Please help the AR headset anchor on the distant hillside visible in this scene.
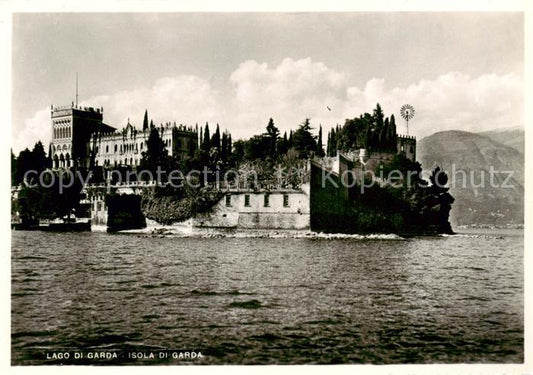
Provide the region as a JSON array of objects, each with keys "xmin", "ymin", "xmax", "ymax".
[
  {"xmin": 479, "ymin": 127, "xmax": 524, "ymax": 154},
  {"xmin": 417, "ymin": 130, "xmax": 524, "ymax": 226}
]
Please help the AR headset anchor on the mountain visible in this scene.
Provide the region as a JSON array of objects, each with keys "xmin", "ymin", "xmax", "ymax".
[
  {"xmin": 417, "ymin": 130, "xmax": 524, "ymax": 226},
  {"xmin": 479, "ymin": 127, "xmax": 524, "ymax": 154}
]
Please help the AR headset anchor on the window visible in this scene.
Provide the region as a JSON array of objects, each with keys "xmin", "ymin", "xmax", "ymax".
[
  {"xmin": 283, "ymin": 194, "xmax": 289, "ymax": 207},
  {"xmin": 410, "ymin": 145, "xmax": 414, "ymax": 153},
  {"xmin": 264, "ymin": 194, "xmax": 270, "ymax": 207},
  {"xmin": 244, "ymin": 194, "xmax": 250, "ymax": 207},
  {"xmin": 225, "ymin": 195, "xmax": 231, "ymax": 207},
  {"xmin": 401, "ymin": 145, "xmax": 404, "ymax": 152},
  {"xmin": 114, "ymin": 145, "xmax": 118, "ymax": 152},
  {"xmin": 106, "ymin": 145, "xmax": 109, "ymax": 153}
]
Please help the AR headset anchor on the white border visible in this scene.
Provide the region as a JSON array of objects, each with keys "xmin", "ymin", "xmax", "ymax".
[{"xmin": 1, "ymin": 1, "xmax": 530, "ymax": 375}]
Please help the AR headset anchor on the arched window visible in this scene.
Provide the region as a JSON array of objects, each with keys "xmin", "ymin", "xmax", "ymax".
[
  {"xmin": 114, "ymin": 144, "xmax": 118, "ymax": 152},
  {"xmin": 410, "ymin": 145, "xmax": 414, "ymax": 153}
]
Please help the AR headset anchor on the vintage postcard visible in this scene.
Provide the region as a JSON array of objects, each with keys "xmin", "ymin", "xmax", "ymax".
[{"xmin": 4, "ymin": 1, "xmax": 530, "ymax": 374}]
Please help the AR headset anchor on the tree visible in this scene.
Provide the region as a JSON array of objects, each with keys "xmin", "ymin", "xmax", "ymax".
[
  {"xmin": 32, "ymin": 141, "xmax": 48, "ymax": 174},
  {"xmin": 316, "ymin": 125, "xmax": 325, "ymax": 157},
  {"xmin": 11, "ymin": 150, "xmax": 17, "ymax": 186},
  {"xmin": 373, "ymin": 103, "xmax": 384, "ymax": 130},
  {"xmin": 292, "ymin": 118, "xmax": 317, "ymax": 159},
  {"xmin": 388, "ymin": 114, "xmax": 397, "ymax": 150},
  {"xmin": 276, "ymin": 131, "xmax": 290, "ymax": 157},
  {"xmin": 327, "ymin": 127, "xmax": 337, "ymax": 156},
  {"xmin": 288, "ymin": 130, "xmax": 293, "ymax": 148},
  {"xmin": 266, "ymin": 118, "xmax": 279, "ymax": 156},
  {"xmin": 202, "ymin": 123, "xmax": 211, "ymax": 151},
  {"xmin": 16, "ymin": 148, "xmax": 35, "ymax": 184},
  {"xmin": 227, "ymin": 133, "xmax": 232, "ymax": 159},
  {"xmin": 143, "ymin": 110, "xmax": 149, "ymax": 132},
  {"xmin": 212, "ymin": 124, "xmax": 221, "ymax": 151},
  {"xmin": 231, "ymin": 140, "xmax": 245, "ymax": 164},
  {"xmin": 382, "ymin": 118, "xmax": 390, "ymax": 150},
  {"xmin": 140, "ymin": 126, "xmax": 169, "ymax": 176},
  {"xmin": 221, "ymin": 132, "xmax": 228, "ymax": 160},
  {"xmin": 243, "ymin": 135, "xmax": 270, "ymax": 160}
]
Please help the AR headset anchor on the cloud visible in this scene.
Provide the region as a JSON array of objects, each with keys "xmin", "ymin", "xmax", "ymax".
[
  {"xmin": 345, "ymin": 71, "xmax": 524, "ymax": 137},
  {"xmin": 229, "ymin": 57, "xmax": 347, "ymax": 136},
  {"xmin": 13, "ymin": 58, "xmax": 523, "ymax": 153},
  {"xmin": 14, "ymin": 108, "xmax": 51, "ymax": 153}
]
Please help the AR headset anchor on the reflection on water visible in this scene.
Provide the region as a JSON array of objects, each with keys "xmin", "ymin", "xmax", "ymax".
[{"xmin": 11, "ymin": 229, "xmax": 523, "ymax": 365}]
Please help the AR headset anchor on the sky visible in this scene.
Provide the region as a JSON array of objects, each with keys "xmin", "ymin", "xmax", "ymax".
[{"xmin": 11, "ymin": 12, "xmax": 524, "ymax": 153}]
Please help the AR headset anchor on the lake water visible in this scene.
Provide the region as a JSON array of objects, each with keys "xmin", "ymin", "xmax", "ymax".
[{"xmin": 11, "ymin": 229, "xmax": 523, "ymax": 365}]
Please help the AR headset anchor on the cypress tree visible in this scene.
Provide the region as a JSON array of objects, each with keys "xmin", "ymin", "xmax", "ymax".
[
  {"xmin": 266, "ymin": 118, "xmax": 279, "ymax": 156},
  {"xmin": 202, "ymin": 123, "xmax": 211, "ymax": 150},
  {"xmin": 221, "ymin": 132, "xmax": 227, "ymax": 160},
  {"xmin": 139, "ymin": 126, "xmax": 168, "ymax": 175},
  {"xmin": 329, "ymin": 127, "xmax": 336, "ymax": 156},
  {"xmin": 389, "ymin": 114, "xmax": 397, "ymax": 151},
  {"xmin": 288, "ymin": 130, "xmax": 293, "ymax": 148},
  {"xmin": 374, "ymin": 103, "xmax": 384, "ymax": 129},
  {"xmin": 316, "ymin": 125, "xmax": 325, "ymax": 157},
  {"xmin": 325, "ymin": 131, "xmax": 329, "ymax": 156},
  {"xmin": 143, "ymin": 110, "xmax": 149, "ymax": 132},
  {"xmin": 382, "ymin": 118, "xmax": 390, "ymax": 151},
  {"xmin": 212, "ymin": 124, "xmax": 221, "ymax": 151}
]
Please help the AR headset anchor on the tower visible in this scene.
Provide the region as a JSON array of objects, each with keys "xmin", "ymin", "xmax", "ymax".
[
  {"xmin": 397, "ymin": 135, "xmax": 416, "ymax": 161},
  {"xmin": 50, "ymin": 103, "xmax": 104, "ymax": 169}
]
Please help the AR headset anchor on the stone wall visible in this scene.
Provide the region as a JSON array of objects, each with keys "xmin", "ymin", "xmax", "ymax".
[
  {"xmin": 309, "ymin": 162, "xmax": 352, "ymax": 232},
  {"xmin": 194, "ymin": 186, "xmax": 310, "ymax": 229}
]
